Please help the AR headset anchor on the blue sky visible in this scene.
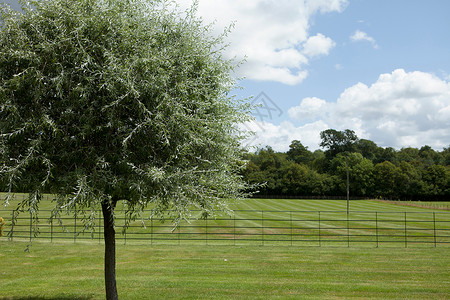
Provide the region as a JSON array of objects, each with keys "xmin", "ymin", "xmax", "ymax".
[
  {"xmin": 178, "ymin": 0, "xmax": 450, "ymax": 152},
  {"xmin": 3, "ymin": 0, "xmax": 450, "ymax": 152}
]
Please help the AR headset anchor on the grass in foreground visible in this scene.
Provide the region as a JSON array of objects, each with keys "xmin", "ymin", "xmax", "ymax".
[{"xmin": 1, "ymin": 240, "xmax": 449, "ymax": 299}]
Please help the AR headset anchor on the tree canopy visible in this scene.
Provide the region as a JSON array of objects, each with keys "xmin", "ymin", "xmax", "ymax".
[
  {"xmin": 320, "ymin": 129, "xmax": 358, "ymax": 158},
  {"xmin": 1, "ymin": 0, "xmax": 251, "ymax": 221},
  {"xmin": 0, "ymin": 0, "xmax": 252, "ymax": 298},
  {"xmin": 242, "ymin": 132, "xmax": 449, "ymax": 200}
]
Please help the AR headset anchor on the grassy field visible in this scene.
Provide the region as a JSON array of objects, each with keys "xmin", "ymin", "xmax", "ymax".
[
  {"xmin": 1, "ymin": 197, "xmax": 449, "ymax": 299},
  {"xmin": 2, "ymin": 193, "xmax": 448, "ymax": 212},
  {"xmin": 373, "ymin": 199, "xmax": 450, "ymax": 210},
  {"xmin": 1, "ymin": 196, "xmax": 449, "ymax": 248},
  {"xmin": 1, "ymin": 241, "xmax": 449, "ymax": 299}
]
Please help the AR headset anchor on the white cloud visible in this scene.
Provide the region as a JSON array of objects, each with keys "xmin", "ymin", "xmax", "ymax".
[
  {"xmin": 350, "ymin": 30, "xmax": 378, "ymax": 49},
  {"xmin": 247, "ymin": 69, "xmax": 450, "ymax": 151},
  {"xmin": 333, "ymin": 69, "xmax": 450, "ymax": 148},
  {"xmin": 302, "ymin": 33, "xmax": 336, "ymax": 58},
  {"xmin": 286, "ymin": 69, "xmax": 450, "ymax": 150},
  {"xmin": 445, "ymin": 73, "xmax": 450, "ymax": 82},
  {"xmin": 176, "ymin": 0, "xmax": 348, "ymax": 85},
  {"xmin": 288, "ymin": 97, "xmax": 328, "ymax": 121},
  {"xmin": 242, "ymin": 120, "xmax": 329, "ymax": 152},
  {"xmin": 305, "ymin": 0, "xmax": 349, "ymax": 13}
]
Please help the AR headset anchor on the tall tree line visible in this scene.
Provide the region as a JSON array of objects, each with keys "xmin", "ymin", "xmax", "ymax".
[{"xmin": 242, "ymin": 129, "xmax": 450, "ymax": 200}]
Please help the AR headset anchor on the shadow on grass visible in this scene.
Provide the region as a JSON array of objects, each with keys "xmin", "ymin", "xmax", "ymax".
[{"xmin": 0, "ymin": 297, "xmax": 93, "ymax": 300}]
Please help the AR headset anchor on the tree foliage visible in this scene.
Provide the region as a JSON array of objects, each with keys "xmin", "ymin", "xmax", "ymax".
[
  {"xmin": 287, "ymin": 140, "xmax": 313, "ymax": 165},
  {"xmin": 1, "ymin": 0, "xmax": 251, "ymax": 223},
  {"xmin": 330, "ymin": 153, "xmax": 374, "ymax": 196},
  {"xmin": 320, "ymin": 129, "xmax": 358, "ymax": 158},
  {"xmin": 1, "ymin": 0, "xmax": 252, "ymax": 298},
  {"xmin": 243, "ymin": 131, "xmax": 449, "ymax": 200}
]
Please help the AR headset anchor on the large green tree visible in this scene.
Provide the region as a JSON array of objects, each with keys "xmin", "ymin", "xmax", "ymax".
[
  {"xmin": 287, "ymin": 140, "xmax": 313, "ymax": 165},
  {"xmin": 372, "ymin": 161, "xmax": 400, "ymax": 198},
  {"xmin": 0, "ymin": 0, "xmax": 251, "ymax": 298},
  {"xmin": 319, "ymin": 129, "xmax": 359, "ymax": 159},
  {"xmin": 330, "ymin": 152, "xmax": 374, "ymax": 196},
  {"xmin": 422, "ymin": 165, "xmax": 449, "ymax": 195}
]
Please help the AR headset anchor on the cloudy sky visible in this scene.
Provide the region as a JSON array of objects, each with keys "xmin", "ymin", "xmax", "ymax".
[
  {"xmin": 177, "ymin": 0, "xmax": 450, "ymax": 152},
  {"xmin": 3, "ymin": 0, "xmax": 450, "ymax": 152}
]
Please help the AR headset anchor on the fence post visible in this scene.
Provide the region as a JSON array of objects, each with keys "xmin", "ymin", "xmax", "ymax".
[
  {"xmin": 29, "ymin": 210, "xmax": 32, "ymax": 242},
  {"xmin": 98, "ymin": 210, "xmax": 101, "ymax": 243},
  {"xmin": 178, "ymin": 222, "xmax": 181, "ymax": 245},
  {"xmin": 74, "ymin": 209, "xmax": 77, "ymax": 243},
  {"xmin": 290, "ymin": 211, "xmax": 293, "ymax": 246},
  {"xmin": 347, "ymin": 212, "xmax": 350, "ymax": 248},
  {"xmin": 205, "ymin": 216, "xmax": 208, "ymax": 245},
  {"xmin": 318, "ymin": 211, "xmax": 321, "ymax": 247},
  {"xmin": 233, "ymin": 212, "xmax": 236, "ymax": 246},
  {"xmin": 51, "ymin": 215, "xmax": 53, "ymax": 243},
  {"xmin": 151, "ymin": 218, "xmax": 153, "ymax": 245},
  {"xmin": 404, "ymin": 212, "xmax": 407, "ymax": 248},
  {"xmin": 375, "ymin": 212, "xmax": 378, "ymax": 248},
  {"xmin": 433, "ymin": 212, "xmax": 436, "ymax": 248},
  {"xmin": 10, "ymin": 211, "xmax": 14, "ymax": 241},
  {"xmin": 261, "ymin": 211, "xmax": 264, "ymax": 246}
]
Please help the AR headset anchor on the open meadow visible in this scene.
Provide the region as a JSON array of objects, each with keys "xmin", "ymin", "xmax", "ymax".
[
  {"xmin": 1, "ymin": 197, "xmax": 449, "ymax": 299},
  {"xmin": 1, "ymin": 196, "xmax": 449, "ymax": 248},
  {"xmin": 1, "ymin": 241, "xmax": 449, "ymax": 299}
]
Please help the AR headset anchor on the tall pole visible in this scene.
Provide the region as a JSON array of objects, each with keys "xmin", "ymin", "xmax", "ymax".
[{"xmin": 346, "ymin": 155, "xmax": 349, "ymax": 214}]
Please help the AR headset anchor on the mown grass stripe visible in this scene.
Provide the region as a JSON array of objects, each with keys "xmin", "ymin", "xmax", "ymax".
[{"xmin": 2, "ymin": 197, "xmax": 449, "ymax": 248}]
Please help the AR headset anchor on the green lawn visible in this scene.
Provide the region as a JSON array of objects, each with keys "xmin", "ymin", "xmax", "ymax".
[
  {"xmin": 2, "ymin": 193, "xmax": 448, "ymax": 212},
  {"xmin": 1, "ymin": 197, "xmax": 449, "ymax": 248},
  {"xmin": 373, "ymin": 199, "xmax": 450, "ymax": 210},
  {"xmin": 1, "ymin": 241, "xmax": 449, "ymax": 299},
  {"xmin": 1, "ymin": 197, "xmax": 449, "ymax": 299}
]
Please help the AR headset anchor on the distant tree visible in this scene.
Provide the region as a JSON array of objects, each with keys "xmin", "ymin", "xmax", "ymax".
[
  {"xmin": 310, "ymin": 149, "xmax": 327, "ymax": 173},
  {"xmin": 397, "ymin": 147, "xmax": 421, "ymax": 163},
  {"xmin": 241, "ymin": 160, "xmax": 260, "ymax": 179},
  {"xmin": 242, "ymin": 132, "xmax": 449, "ymax": 199},
  {"xmin": 441, "ymin": 146, "xmax": 450, "ymax": 166},
  {"xmin": 256, "ymin": 147, "xmax": 282, "ymax": 171},
  {"xmin": 422, "ymin": 165, "xmax": 449, "ymax": 195},
  {"xmin": 378, "ymin": 147, "xmax": 398, "ymax": 164},
  {"xmin": 373, "ymin": 161, "xmax": 400, "ymax": 198},
  {"xmin": 396, "ymin": 161, "xmax": 424, "ymax": 197},
  {"xmin": 319, "ymin": 129, "xmax": 359, "ymax": 158},
  {"xmin": 287, "ymin": 140, "xmax": 313, "ymax": 165},
  {"xmin": 419, "ymin": 145, "xmax": 441, "ymax": 166},
  {"xmin": 282, "ymin": 163, "xmax": 309, "ymax": 195},
  {"xmin": 330, "ymin": 153, "xmax": 374, "ymax": 196},
  {"xmin": 355, "ymin": 139, "xmax": 381, "ymax": 162},
  {"xmin": 0, "ymin": 1, "xmax": 251, "ymax": 299}
]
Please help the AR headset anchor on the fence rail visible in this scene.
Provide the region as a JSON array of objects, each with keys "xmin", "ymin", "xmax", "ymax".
[{"xmin": 1, "ymin": 209, "xmax": 449, "ymax": 248}]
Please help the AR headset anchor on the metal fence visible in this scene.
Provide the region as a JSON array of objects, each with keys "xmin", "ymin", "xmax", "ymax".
[{"xmin": 1, "ymin": 209, "xmax": 449, "ymax": 248}]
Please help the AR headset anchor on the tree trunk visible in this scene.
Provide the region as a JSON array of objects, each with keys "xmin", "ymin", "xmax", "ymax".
[{"xmin": 102, "ymin": 199, "xmax": 119, "ymax": 300}]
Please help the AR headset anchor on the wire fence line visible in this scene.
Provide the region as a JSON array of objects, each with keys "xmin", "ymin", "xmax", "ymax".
[{"xmin": 1, "ymin": 209, "xmax": 449, "ymax": 248}]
